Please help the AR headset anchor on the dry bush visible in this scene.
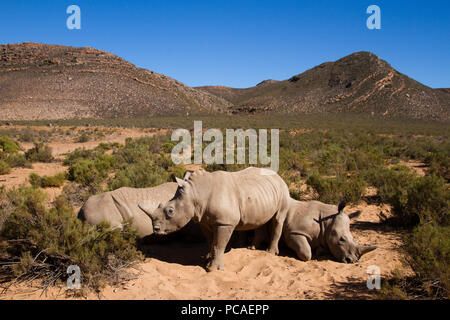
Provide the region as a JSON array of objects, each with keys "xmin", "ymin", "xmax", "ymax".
[{"xmin": 0, "ymin": 187, "xmax": 143, "ymax": 292}]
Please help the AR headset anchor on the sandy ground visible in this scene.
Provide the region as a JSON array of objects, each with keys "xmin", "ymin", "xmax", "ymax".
[
  {"xmin": 0, "ymin": 126, "xmax": 413, "ymax": 300},
  {"xmin": 1, "ymin": 202, "xmax": 412, "ymax": 300}
]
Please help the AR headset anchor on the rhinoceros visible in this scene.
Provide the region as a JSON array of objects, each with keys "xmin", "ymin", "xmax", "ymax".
[
  {"xmin": 276, "ymin": 199, "xmax": 377, "ymax": 263},
  {"xmin": 138, "ymin": 167, "xmax": 291, "ymax": 271},
  {"xmin": 78, "ymin": 182, "xmax": 178, "ymax": 238}
]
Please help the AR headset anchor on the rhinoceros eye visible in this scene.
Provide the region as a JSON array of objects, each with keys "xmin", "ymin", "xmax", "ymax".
[{"xmin": 165, "ymin": 207, "xmax": 175, "ymax": 218}]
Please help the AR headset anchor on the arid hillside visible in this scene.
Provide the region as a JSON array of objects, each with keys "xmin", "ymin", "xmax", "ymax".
[
  {"xmin": 0, "ymin": 43, "xmax": 231, "ymax": 120},
  {"xmin": 1, "ymin": 44, "xmax": 448, "ymax": 121},
  {"xmin": 198, "ymin": 52, "xmax": 450, "ymax": 121}
]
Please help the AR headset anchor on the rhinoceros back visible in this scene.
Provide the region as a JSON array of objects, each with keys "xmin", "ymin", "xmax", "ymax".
[
  {"xmin": 188, "ymin": 167, "xmax": 290, "ymax": 230},
  {"xmin": 233, "ymin": 168, "xmax": 290, "ymax": 229}
]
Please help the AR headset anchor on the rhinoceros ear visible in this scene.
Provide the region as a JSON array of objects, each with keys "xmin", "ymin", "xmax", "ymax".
[
  {"xmin": 175, "ymin": 177, "xmax": 187, "ymax": 188},
  {"xmin": 338, "ymin": 200, "xmax": 346, "ymax": 213},
  {"xmin": 348, "ymin": 210, "xmax": 362, "ymax": 220},
  {"xmin": 183, "ymin": 170, "xmax": 193, "ymax": 181}
]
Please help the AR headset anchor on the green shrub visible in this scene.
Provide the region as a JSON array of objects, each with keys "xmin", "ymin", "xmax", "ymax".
[
  {"xmin": 155, "ymin": 154, "xmax": 172, "ymax": 170},
  {"xmin": 95, "ymin": 142, "xmax": 112, "ymax": 152},
  {"xmin": 63, "ymin": 148, "xmax": 100, "ymax": 166},
  {"xmin": 0, "ymin": 137, "xmax": 20, "ymax": 153},
  {"xmin": 29, "ymin": 172, "xmax": 67, "ymax": 188},
  {"xmin": 25, "ymin": 143, "xmax": 53, "ymax": 163},
  {"xmin": 68, "ymin": 159, "xmax": 105, "ymax": 188},
  {"xmin": 28, "ymin": 173, "xmax": 41, "ymax": 188},
  {"xmin": 376, "ymin": 167, "xmax": 417, "ymax": 226},
  {"xmin": 289, "ymin": 188, "xmax": 306, "ymax": 201},
  {"xmin": 0, "ymin": 160, "xmax": 11, "ymax": 175},
  {"xmin": 161, "ymin": 142, "xmax": 176, "ymax": 153},
  {"xmin": 107, "ymin": 162, "xmax": 168, "ymax": 190},
  {"xmin": 279, "ymin": 148, "xmax": 309, "ymax": 174},
  {"xmin": 426, "ymin": 152, "xmax": 450, "ymax": 181},
  {"xmin": 365, "ymin": 165, "xmax": 449, "ymax": 227},
  {"xmin": 403, "ymin": 223, "xmax": 449, "ymax": 298},
  {"xmin": 316, "ymin": 144, "xmax": 346, "ymax": 175},
  {"xmin": 0, "ymin": 187, "xmax": 142, "ymax": 290},
  {"xmin": 94, "ymin": 154, "xmax": 115, "ymax": 173},
  {"xmin": 167, "ymin": 165, "xmax": 186, "ymax": 179},
  {"xmin": 306, "ymin": 173, "xmax": 366, "ymax": 204},
  {"xmin": 405, "ymin": 175, "xmax": 449, "ymax": 226},
  {"xmin": 346, "ymin": 149, "xmax": 385, "ymax": 171},
  {"xmin": 41, "ymin": 172, "xmax": 66, "ymax": 188},
  {"xmin": 3, "ymin": 153, "xmax": 31, "ymax": 168},
  {"xmin": 60, "ymin": 183, "xmax": 95, "ymax": 207}
]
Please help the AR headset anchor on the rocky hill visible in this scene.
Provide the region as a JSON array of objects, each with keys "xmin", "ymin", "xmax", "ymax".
[
  {"xmin": 198, "ymin": 52, "xmax": 449, "ymax": 121},
  {"xmin": 1, "ymin": 44, "xmax": 448, "ymax": 121},
  {"xmin": 0, "ymin": 42, "xmax": 231, "ymax": 120}
]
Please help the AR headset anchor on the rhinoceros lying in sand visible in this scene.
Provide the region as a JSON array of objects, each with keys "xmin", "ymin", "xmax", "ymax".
[
  {"xmin": 78, "ymin": 182, "xmax": 178, "ymax": 238},
  {"xmin": 138, "ymin": 167, "xmax": 291, "ymax": 271},
  {"xmin": 277, "ymin": 199, "xmax": 377, "ymax": 263}
]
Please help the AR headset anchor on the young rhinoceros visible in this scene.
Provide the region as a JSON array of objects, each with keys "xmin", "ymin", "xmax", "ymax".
[
  {"xmin": 78, "ymin": 182, "xmax": 178, "ymax": 238},
  {"xmin": 281, "ymin": 199, "xmax": 377, "ymax": 263},
  {"xmin": 138, "ymin": 167, "xmax": 291, "ymax": 272}
]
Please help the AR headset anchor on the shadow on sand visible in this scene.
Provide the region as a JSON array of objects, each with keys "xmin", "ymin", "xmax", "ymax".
[
  {"xmin": 138, "ymin": 227, "xmax": 339, "ymax": 269},
  {"xmin": 137, "ymin": 223, "xmax": 252, "ymax": 268},
  {"xmin": 322, "ymin": 278, "xmax": 377, "ymax": 299}
]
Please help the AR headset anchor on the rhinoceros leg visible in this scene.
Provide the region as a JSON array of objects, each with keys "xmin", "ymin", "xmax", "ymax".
[
  {"xmin": 285, "ymin": 234, "xmax": 312, "ymax": 261},
  {"xmin": 267, "ymin": 207, "xmax": 288, "ymax": 255},
  {"xmin": 206, "ymin": 225, "xmax": 234, "ymax": 272},
  {"xmin": 251, "ymin": 225, "xmax": 268, "ymax": 250},
  {"xmin": 200, "ymin": 225, "xmax": 213, "ymax": 262}
]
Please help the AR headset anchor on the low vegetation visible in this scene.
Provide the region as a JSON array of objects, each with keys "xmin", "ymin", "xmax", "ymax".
[
  {"xmin": 0, "ymin": 137, "xmax": 20, "ymax": 153},
  {"xmin": 65, "ymin": 136, "xmax": 185, "ymax": 199},
  {"xmin": 24, "ymin": 142, "xmax": 53, "ymax": 163},
  {"xmin": 0, "ymin": 116, "xmax": 448, "ymax": 298},
  {"xmin": 0, "ymin": 137, "xmax": 32, "ymax": 173},
  {"xmin": 0, "ymin": 186, "xmax": 142, "ymax": 292},
  {"xmin": 0, "ymin": 160, "xmax": 11, "ymax": 175},
  {"xmin": 29, "ymin": 172, "xmax": 67, "ymax": 188}
]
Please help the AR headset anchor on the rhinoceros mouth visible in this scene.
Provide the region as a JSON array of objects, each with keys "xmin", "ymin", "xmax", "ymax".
[
  {"xmin": 152, "ymin": 224, "xmax": 167, "ymax": 235},
  {"xmin": 341, "ymin": 256, "xmax": 359, "ymax": 263}
]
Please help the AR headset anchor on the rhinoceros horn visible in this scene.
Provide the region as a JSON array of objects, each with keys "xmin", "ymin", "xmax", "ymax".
[{"xmin": 358, "ymin": 245, "xmax": 378, "ymax": 257}]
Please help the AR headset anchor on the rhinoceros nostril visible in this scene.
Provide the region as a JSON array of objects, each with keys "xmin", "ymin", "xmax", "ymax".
[
  {"xmin": 153, "ymin": 225, "xmax": 160, "ymax": 231},
  {"xmin": 345, "ymin": 257, "xmax": 352, "ymax": 263}
]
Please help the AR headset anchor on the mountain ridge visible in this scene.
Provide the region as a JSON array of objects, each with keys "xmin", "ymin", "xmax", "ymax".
[
  {"xmin": 1, "ymin": 43, "xmax": 448, "ymax": 121},
  {"xmin": 0, "ymin": 42, "xmax": 231, "ymax": 120},
  {"xmin": 197, "ymin": 51, "xmax": 449, "ymax": 121}
]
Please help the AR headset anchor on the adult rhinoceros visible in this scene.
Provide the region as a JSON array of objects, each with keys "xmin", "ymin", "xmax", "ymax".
[
  {"xmin": 78, "ymin": 182, "xmax": 178, "ymax": 238},
  {"xmin": 138, "ymin": 167, "xmax": 291, "ymax": 271},
  {"xmin": 279, "ymin": 199, "xmax": 377, "ymax": 263}
]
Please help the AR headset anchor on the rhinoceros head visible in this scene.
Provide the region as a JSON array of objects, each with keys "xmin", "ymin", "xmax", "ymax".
[
  {"xmin": 139, "ymin": 172, "xmax": 195, "ymax": 235},
  {"xmin": 324, "ymin": 203, "xmax": 377, "ymax": 263}
]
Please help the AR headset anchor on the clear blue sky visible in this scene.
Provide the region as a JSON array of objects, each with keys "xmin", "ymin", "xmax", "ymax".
[{"xmin": 1, "ymin": 0, "xmax": 449, "ymax": 88}]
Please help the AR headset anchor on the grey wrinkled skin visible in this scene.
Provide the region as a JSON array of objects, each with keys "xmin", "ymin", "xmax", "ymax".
[
  {"xmin": 139, "ymin": 167, "xmax": 291, "ymax": 272},
  {"xmin": 269, "ymin": 199, "xmax": 377, "ymax": 263},
  {"xmin": 78, "ymin": 182, "xmax": 178, "ymax": 238}
]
